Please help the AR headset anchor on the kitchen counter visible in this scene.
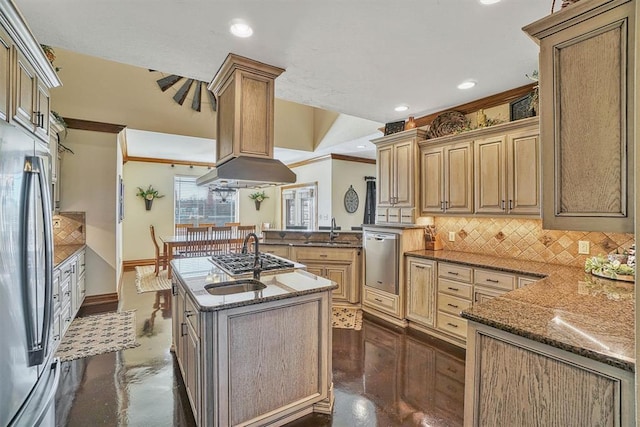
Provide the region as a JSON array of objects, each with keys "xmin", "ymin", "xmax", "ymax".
[
  {"xmin": 54, "ymin": 244, "xmax": 86, "ymax": 267},
  {"xmin": 261, "ymin": 240, "xmax": 362, "ymax": 248},
  {"xmin": 171, "ymin": 256, "xmax": 338, "ymax": 312},
  {"xmin": 405, "ymin": 250, "xmax": 635, "ymax": 372}
]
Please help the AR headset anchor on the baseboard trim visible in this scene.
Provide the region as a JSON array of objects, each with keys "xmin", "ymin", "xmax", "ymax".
[
  {"xmin": 123, "ymin": 259, "xmax": 154, "ymax": 271},
  {"xmin": 78, "ymin": 292, "xmax": 119, "ymax": 316}
]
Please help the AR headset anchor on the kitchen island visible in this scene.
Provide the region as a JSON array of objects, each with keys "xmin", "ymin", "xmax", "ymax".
[{"xmin": 171, "ymin": 256, "xmax": 337, "ymax": 427}]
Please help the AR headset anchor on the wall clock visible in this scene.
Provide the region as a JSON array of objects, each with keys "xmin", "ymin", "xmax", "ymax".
[{"xmin": 344, "ymin": 185, "xmax": 359, "ymax": 213}]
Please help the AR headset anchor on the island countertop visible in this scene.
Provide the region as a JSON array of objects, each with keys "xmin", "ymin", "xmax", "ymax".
[
  {"xmin": 405, "ymin": 250, "xmax": 635, "ymax": 372},
  {"xmin": 171, "ymin": 256, "xmax": 338, "ymax": 312}
]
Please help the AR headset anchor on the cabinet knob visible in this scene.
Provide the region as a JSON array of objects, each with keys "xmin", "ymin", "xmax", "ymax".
[
  {"xmin": 501, "ymin": 200, "xmax": 506, "ymax": 210},
  {"xmin": 374, "ymin": 298, "xmax": 383, "ymax": 303},
  {"xmin": 415, "ymin": 265, "xmax": 425, "ymax": 269},
  {"xmin": 447, "ymin": 271, "xmax": 459, "ymax": 276},
  {"xmin": 447, "ymin": 286, "xmax": 459, "ymax": 291},
  {"xmin": 486, "ymin": 278, "xmax": 499, "ymax": 283},
  {"xmin": 509, "ymin": 199, "xmax": 513, "ymax": 210},
  {"xmin": 446, "ymin": 322, "xmax": 458, "ymax": 328},
  {"xmin": 184, "ymin": 310, "xmax": 194, "ymax": 318},
  {"xmin": 447, "ymin": 303, "xmax": 459, "ymax": 308}
]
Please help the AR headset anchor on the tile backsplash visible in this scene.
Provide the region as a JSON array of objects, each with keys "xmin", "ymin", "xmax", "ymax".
[
  {"xmin": 53, "ymin": 212, "xmax": 86, "ymax": 246},
  {"xmin": 434, "ymin": 217, "xmax": 634, "ymax": 268}
]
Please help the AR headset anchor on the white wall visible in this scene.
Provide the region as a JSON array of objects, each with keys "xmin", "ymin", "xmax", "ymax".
[
  {"xmin": 59, "ymin": 129, "xmax": 117, "ymax": 297},
  {"xmin": 287, "ymin": 160, "xmax": 333, "ymax": 227},
  {"xmin": 238, "ymin": 187, "xmax": 278, "ymax": 230},
  {"xmin": 331, "ymin": 159, "xmax": 375, "ymax": 229}
]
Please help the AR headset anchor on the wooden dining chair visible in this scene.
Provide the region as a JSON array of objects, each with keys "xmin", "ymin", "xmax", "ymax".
[
  {"xmin": 150, "ymin": 225, "xmax": 167, "ymax": 276},
  {"xmin": 234, "ymin": 225, "xmax": 256, "ymax": 252},
  {"xmin": 175, "ymin": 223, "xmax": 189, "ymax": 237},
  {"xmin": 185, "ymin": 226, "xmax": 211, "ymax": 257},
  {"xmin": 211, "ymin": 226, "xmax": 233, "ymax": 254}
]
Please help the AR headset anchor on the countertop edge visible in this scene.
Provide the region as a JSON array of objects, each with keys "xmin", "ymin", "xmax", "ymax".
[{"xmin": 54, "ymin": 244, "xmax": 86, "ymax": 268}]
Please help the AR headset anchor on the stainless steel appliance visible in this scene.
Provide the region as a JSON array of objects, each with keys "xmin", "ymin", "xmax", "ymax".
[
  {"xmin": 0, "ymin": 122, "xmax": 59, "ymax": 426},
  {"xmin": 210, "ymin": 253, "xmax": 295, "ymax": 276},
  {"xmin": 364, "ymin": 231, "xmax": 399, "ymax": 294}
]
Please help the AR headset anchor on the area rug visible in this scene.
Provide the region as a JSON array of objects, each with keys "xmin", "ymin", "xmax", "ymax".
[
  {"xmin": 332, "ymin": 307, "xmax": 363, "ymax": 331},
  {"xmin": 55, "ymin": 310, "xmax": 139, "ymax": 362},
  {"xmin": 135, "ymin": 265, "xmax": 171, "ymax": 293}
]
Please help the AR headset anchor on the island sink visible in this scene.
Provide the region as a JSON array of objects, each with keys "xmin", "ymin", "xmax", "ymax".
[{"xmin": 204, "ymin": 280, "xmax": 266, "ymax": 295}]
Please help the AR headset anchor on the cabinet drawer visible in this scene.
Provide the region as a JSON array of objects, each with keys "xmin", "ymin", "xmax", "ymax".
[
  {"xmin": 437, "ymin": 293, "xmax": 471, "ymax": 316},
  {"xmin": 51, "ymin": 307, "xmax": 61, "ymax": 347},
  {"xmin": 387, "ymin": 207, "xmax": 400, "ymax": 222},
  {"xmin": 261, "ymin": 245, "xmax": 290, "ymax": 258},
  {"xmin": 437, "ymin": 278, "xmax": 472, "ymax": 300},
  {"xmin": 400, "ymin": 208, "xmax": 415, "ymax": 224},
  {"xmin": 518, "ymin": 276, "xmax": 540, "ymax": 288},
  {"xmin": 376, "ymin": 208, "xmax": 388, "ymax": 223},
  {"xmin": 364, "ymin": 287, "xmax": 399, "ymax": 316},
  {"xmin": 184, "ymin": 296, "xmax": 200, "ymax": 335},
  {"xmin": 77, "ymin": 251, "xmax": 86, "ymax": 277},
  {"xmin": 437, "ymin": 312, "xmax": 467, "ymax": 339},
  {"xmin": 436, "ymin": 353, "xmax": 465, "ymax": 383},
  {"xmin": 295, "ymin": 247, "xmax": 354, "ymax": 262},
  {"xmin": 61, "ymin": 302, "xmax": 73, "ymax": 334},
  {"xmin": 438, "ymin": 263, "xmax": 472, "ymax": 283},
  {"xmin": 474, "ymin": 268, "xmax": 515, "ymax": 291}
]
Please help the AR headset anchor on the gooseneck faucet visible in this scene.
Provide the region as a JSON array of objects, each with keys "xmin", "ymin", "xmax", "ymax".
[
  {"xmin": 329, "ymin": 217, "xmax": 338, "ymax": 242},
  {"xmin": 241, "ymin": 232, "xmax": 262, "ymax": 279}
]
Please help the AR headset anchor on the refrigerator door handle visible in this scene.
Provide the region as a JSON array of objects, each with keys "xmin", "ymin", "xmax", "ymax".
[{"xmin": 21, "ymin": 156, "xmax": 54, "ymax": 366}]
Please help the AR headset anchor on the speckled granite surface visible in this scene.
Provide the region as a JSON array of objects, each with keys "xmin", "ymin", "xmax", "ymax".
[
  {"xmin": 171, "ymin": 257, "xmax": 338, "ymax": 312},
  {"xmin": 54, "ymin": 244, "xmax": 85, "ymax": 267},
  {"xmin": 261, "ymin": 241, "xmax": 362, "ymax": 248},
  {"xmin": 405, "ymin": 250, "xmax": 635, "ymax": 372}
]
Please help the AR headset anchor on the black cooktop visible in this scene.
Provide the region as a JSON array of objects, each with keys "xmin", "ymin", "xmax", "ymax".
[{"xmin": 210, "ymin": 252, "xmax": 295, "ymax": 275}]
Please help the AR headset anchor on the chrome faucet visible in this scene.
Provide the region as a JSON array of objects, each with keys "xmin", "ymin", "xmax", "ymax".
[
  {"xmin": 241, "ymin": 232, "xmax": 262, "ymax": 279},
  {"xmin": 329, "ymin": 217, "xmax": 339, "ymax": 242}
]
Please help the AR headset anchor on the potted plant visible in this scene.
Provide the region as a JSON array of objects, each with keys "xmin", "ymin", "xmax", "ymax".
[
  {"xmin": 136, "ymin": 185, "xmax": 165, "ymax": 210},
  {"xmin": 249, "ymin": 191, "xmax": 268, "ymax": 210}
]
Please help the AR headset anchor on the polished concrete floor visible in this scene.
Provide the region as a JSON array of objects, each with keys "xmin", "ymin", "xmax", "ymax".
[{"xmin": 55, "ymin": 271, "xmax": 465, "ymax": 426}]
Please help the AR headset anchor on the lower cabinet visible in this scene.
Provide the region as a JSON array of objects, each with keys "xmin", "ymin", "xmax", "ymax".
[
  {"xmin": 291, "ymin": 246, "xmax": 361, "ymax": 304},
  {"xmin": 464, "ymin": 322, "xmax": 635, "ymax": 426},
  {"xmin": 51, "ymin": 247, "xmax": 86, "ymax": 354},
  {"xmin": 405, "ymin": 257, "xmax": 542, "ymax": 348},
  {"xmin": 261, "ymin": 244, "xmax": 290, "ymax": 259}
]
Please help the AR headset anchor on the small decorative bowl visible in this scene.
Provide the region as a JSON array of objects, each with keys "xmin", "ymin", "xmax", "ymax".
[{"xmin": 608, "ymin": 254, "xmax": 628, "ymax": 264}]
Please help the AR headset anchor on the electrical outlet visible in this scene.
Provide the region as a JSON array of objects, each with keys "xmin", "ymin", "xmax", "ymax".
[
  {"xmin": 53, "ymin": 218, "xmax": 61, "ymax": 229},
  {"xmin": 578, "ymin": 241, "xmax": 590, "ymax": 255},
  {"xmin": 448, "ymin": 231, "xmax": 456, "ymax": 242}
]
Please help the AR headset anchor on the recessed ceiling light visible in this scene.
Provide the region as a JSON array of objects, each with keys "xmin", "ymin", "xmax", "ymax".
[
  {"xmin": 479, "ymin": 0, "xmax": 501, "ymax": 4},
  {"xmin": 356, "ymin": 145, "xmax": 366, "ymax": 149},
  {"xmin": 394, "ymin": 105, "xmax": 409, "ymax": 112},
  {"xmin": 230, "ymin": 19, "xmax": 253, "ymax": 38},
  {"xmin": 457, "ymin": 80, "xmax": 477, "ymax": 90}
]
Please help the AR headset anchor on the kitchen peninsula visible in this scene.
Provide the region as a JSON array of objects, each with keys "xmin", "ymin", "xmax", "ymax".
[{"xmin": 171, "ymin": 256, "xmax": 336, "ymax": 427}]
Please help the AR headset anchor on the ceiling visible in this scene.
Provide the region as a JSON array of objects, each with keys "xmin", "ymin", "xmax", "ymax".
[{"xmin": 17, "ymin": 0, "xmax": 555, "ymax": 127}]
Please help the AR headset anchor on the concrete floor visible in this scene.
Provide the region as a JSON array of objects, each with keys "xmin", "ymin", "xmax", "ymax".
[{"xmin": 55, "ymin": 271, "xmax": 465, "ymax": 426}]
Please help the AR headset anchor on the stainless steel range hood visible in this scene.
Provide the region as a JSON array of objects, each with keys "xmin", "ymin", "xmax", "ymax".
[
  {"xmin": 197, "ymin": 53, "xmax": 297, "ymax": 189},
  {"xmin": 196, "ymin": 156, "xmax": 296, "ymax": 189}
]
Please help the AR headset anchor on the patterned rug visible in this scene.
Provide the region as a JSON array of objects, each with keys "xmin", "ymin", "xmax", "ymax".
[
  {"xmin": 332, "ymin": 307, "xmax": 363, "ymax": 331},
  {"xmin": 135, "ymin": 265, "xmax": 171, "ymax": 293},
  {"xmin": 55, "ymin": 310, "xmax": 139, "ymax": 362}
]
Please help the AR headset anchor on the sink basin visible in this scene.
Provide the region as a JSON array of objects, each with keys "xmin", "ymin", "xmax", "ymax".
[{"xmin": 205, "ymin": 279, "xmax": 266, "ymax": 296}]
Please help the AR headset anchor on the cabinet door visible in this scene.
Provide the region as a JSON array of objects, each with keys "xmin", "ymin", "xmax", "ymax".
[
  {"xmin": 185, "ymin": 321, "xmax": 200, "ymax": 422},
  {"xmin": 326, "ymin": 265, "xmax": 349, "ymax": 301},
  {"xmin": 421, "ymin": 146, "xmax": 444, "ymax": 214},
  {"xmin": 376, "ymin": 145, "xmax": 393, "ymax": 206},
  {"xmin": 406, "ymin": 258, "xmax": 436, "ymax": 327},
  {"xmin": 34, "ymin": 81, "xmax": 50, "ymax": 142},
  {"xmin": 473, "ymin": 286, "xmax": 504, "ymax": 305},
  {"xmin": 474, "ymin": 136, "xmax": 506, "ymax": 214},
  {"xmin": 173, "ymin": 287, "xmax": 186, "ymax": 375},
  {"xmin": 537, "ymin": 2, "xmax": 634, "ymax": 232},
  {"xmin": 393, "ymin": 140, "xmax": 414, "ymax": 207},
  {"xmin": 0, "ymin": 26, "xmax": 11, "ymax": 123},
  {"xmin": 304, "ymin": 264, "xmax": 324, "ymax": 278},
  {"xmin": 13, "ymin": 50, "xmax": 35, "ymax": 132},
  {"xmin": 444, "ymin": 142, "xmax": 473, "ymax": 213},
  {"xmin": 507, "ymin": 130, "xmax": 540, "ymax": 215}
]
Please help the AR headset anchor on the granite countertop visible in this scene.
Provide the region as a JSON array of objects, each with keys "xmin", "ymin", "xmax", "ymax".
[
  {"xmin": 171, "ymin": 257, "xmax": 338, "ymax": 312},
  {"xmin": 405, "ymin": 250, "xmax": 635, "ymax": 372},
  {"xmin": 54, "ymin": 244, "xmax": 86, "ymax": 267},
  {"xmin": 261, "ymin": 241, "xmax": 362, "ymax": 248}
]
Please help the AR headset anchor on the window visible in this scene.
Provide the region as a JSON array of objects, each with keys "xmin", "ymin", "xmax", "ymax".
[
  {"xmin": 174, "ymin": 176, "xmax": 237, "ymax": 226},
  {"xmin": 281, "ymin": 183, "xmax": 317, "ymax": 230}
]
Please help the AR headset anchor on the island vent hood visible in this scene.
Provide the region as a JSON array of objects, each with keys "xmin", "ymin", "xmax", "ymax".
[{"xmin": 197, "ymin": 53, "xmax": 296, "ymax": 189}]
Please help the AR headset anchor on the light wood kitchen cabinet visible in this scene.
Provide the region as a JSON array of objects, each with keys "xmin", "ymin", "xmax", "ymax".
[
  {"xmin": 13, "ymin": 50, "xmax": 50, "ymax": 142},
  {"xmin": 464, "ymin": 322, "xmax": 635, "ymax": 426},
  {"xmin": 291, "ymin": 246, "xmax": 361, "ymax": 304},
  {"xmin": 260, "ymin": 244, "xmax": 290, "ymax": 259},
  {"xmin": 523, "ymin": 0, "xmax": 635, "ymax": 233},
  {"xmin": 371, "ymin": 129, "xmax": 427, "ymax": 224},
  {"xmin": 474, "ymin": 124, "xmax": 540, "ymax": 215},
  {"xmin": 0, "ymin": 26, "xmax": 10, "ymax": 123},
  {"xmin": 405, "ymin": 257, "xmax": 436, "ymax": 328},
  {"xmin": 420, "ymin": 141, "xmax": 474, "ymax": 215}
]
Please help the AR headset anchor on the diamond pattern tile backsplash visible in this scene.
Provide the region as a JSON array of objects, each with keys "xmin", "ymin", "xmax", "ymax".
[
  {"xmin": 53, "ymin": 212, "xmax": 86, "ymax": 245},
  {"xmin": 434, "ymin": 217, "xmax": 634, "ymax": 268}
]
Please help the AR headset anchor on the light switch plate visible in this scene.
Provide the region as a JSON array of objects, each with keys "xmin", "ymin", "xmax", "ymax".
[
  {"xmin": 578, "ymin": 241, "xmax": 590, "ymax": 255},
  {"xmin": 448, "ymin": 231, "xmax": 456, "ymax": 242}
]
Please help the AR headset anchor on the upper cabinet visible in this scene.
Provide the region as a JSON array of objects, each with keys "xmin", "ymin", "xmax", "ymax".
[
  {"xmin": 0, "ymin": 1, "xmax": 61, "ymax": 141},
  {"xmin": 372, "ymin": 128, "xmax": 427, "ymax": 224},
  {"xmin": 523, "ymin": 0, "xmax": 635, "ymax": 233},
  {"xmin": 420, "ymin": 117, "xmax": 539, "ymax": 217}
]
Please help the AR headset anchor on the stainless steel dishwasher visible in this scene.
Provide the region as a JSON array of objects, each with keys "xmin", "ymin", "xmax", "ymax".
[{"xmin": 364, "ymin": 231, "xmax": 399, "ymax": 294}]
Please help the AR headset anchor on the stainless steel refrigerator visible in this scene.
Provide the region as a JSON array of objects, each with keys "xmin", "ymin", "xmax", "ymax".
[{"xmin": 0, "ymin": 121, "xmax": 59, "ymax": 426}]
